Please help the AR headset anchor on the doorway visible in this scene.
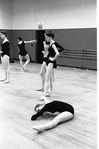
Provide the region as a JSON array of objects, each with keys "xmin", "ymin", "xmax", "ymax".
[{"xmin": 35, "ymin": 30, "xmax": 45, "ymax": 63}]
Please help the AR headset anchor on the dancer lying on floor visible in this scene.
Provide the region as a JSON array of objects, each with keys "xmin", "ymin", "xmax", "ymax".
[{"xmin": 31, "ymin": 97, "xmax": 74, "ymax": 133}]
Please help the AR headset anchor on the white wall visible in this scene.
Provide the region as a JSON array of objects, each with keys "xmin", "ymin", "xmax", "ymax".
[
  {"xmin": 0, "ymin": 0, "xmax": 13, "ymax": 29},
  {"xmin": 0, "ymin": 0, "xmax": 96, "ymax": 29},
  {"xmin": 13, "ymin": 0, "xmax": 96, "ymax": 29}
]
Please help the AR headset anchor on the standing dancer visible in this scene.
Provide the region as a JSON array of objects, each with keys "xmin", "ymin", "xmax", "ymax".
[
  {"xmin": 40, "ymin": 31, "xmax": 59, "ymax": 100},
  {"xmin": 37, "ymin": 31, "xmax": 65, "ymax": 96},
  {"xmin": 0, "ymin": 31, "xmax": 10, "ymax": 84},
  {"xmin": 36, "ymin": 40, "xmax": 50, "ymax": 91},
  {"xmin": 17, "ymin": 37, "xmax": 36, "ymax": 71},
  {"xmin": 36, "ymin": 34, "xmax": 54, "ymax": 95},
  {"xmin": 46, "ymin": 40, "xmax": 65, "ymax": 96},
  {"xmin": 31, "ymin": 97, "xmax": 74, "ymax": 133}
]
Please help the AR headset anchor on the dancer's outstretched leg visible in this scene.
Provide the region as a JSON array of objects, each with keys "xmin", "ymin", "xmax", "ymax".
[{"xmin": 32, "ymin": 111, "xmax": 73, "ymax": 133}]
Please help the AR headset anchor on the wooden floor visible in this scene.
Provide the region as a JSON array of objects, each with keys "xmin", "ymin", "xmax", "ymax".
[{"xmin": 0, "ymin": 61, "xmax": 97, "ymax": 149}]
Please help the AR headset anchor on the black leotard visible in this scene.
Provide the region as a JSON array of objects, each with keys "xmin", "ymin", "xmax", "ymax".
[
  {"xmin": 17, "ymin": 41, "xmax": 28, "ymax": 56},
  {"xmin": 43, "ymin": 57, "xmax": 47, "ymax": 63},
  {"xmin": 1, "ymin": 41, "xmax": 10, "ymax": 57},
  {"xmin": 47, "ymin": 43, "xmax": 56, "ymax": 58},
  {"xmin": 44, "ymin": 42, "xmax": 64, "ymax": 68},
  {"xmin": 31, "ymin": 101, "xmax": 74, "ymax": 120},
  {"xmin": 46, "ymin": 43, "xmax": 57, "ymax": 68},
  {"xmin": 42, "ymin": 41, "xmax": 49, "ymax": 63}
]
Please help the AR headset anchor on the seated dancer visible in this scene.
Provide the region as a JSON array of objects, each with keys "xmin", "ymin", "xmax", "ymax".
[{"xmin": 31, "ymin": 97, "xmax": 74, "ymax": 133}]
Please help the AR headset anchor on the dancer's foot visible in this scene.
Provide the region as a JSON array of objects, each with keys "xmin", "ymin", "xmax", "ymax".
[
  {"xmin": 32, "ymin": 126, "xmax": 44, "ymax": 133},
  {"xmin": 36, "ymin": 87, "xmax": 44, "ymax": 91},
  {"xmin": 43, "ymin": 96, "xmax": 50, "ymax": 104},
  {"xmin": 40, "ymin": 95, "xmax": 45, "ymax": 101},
  {"xmin": 0, "ymin": 79, "xmax": 7, "ymax": 82},
  {"xmin": 3, "ymin": 80, "xmax": 9, "ymax": 84},
  {"xmin": 46, "ymin": 90, "xmax": 53, "ymax": 97}
]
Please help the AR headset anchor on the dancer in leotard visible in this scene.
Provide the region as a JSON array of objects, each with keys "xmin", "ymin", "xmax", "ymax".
[
  {"xmin": 37, "ymin": 31, "xmax": 65, "ymax": 97},
  {"xmin": 17, "ymin": 37, "xmax": 37, "ymax": 71},
  {"xmin": 31, "ymin": 97, "xmax": 74, "ymax": 133},
  {"xmin": 40, "ymin": 31, "xmax": 59, "ymax": 100},
  {"xmin": 36, "ymin": 40, "xmax": 50, "ymax": 91},
  {"xmin": 0, "ymin": 31, "xmax": 10, "ymax": 84},
  {"xmin": 46, "ymin": 37, "xmax": 65, "ymax": 96},
  {"xmin": 36, "ymin": 33, "xmax": 56, "ymax": 96}
]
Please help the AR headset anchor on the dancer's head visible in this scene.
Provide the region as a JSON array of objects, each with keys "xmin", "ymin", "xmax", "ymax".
[
  {"xmin": 34, "ymin": 104, "xmax": 44, "ymax": 113},
  {"xmin": 17, "ymin": 37, "xmax": 22, "ymax": 42},
  {"xmin": 44, "ymin": 30, "xmax": 54, "ymax": 42},
  {"xmin": 0, "ymin": 30, "xmax": 7, "ymax": 39}
]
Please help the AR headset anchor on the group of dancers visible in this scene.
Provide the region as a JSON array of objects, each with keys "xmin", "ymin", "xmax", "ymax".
[
  {"xmin": 0, "ymin": 30, "xmax": 36, "ymax": 83},
  {"xmin": 0, "ymin": 30, "xmax": 74, "ymax": 133}
]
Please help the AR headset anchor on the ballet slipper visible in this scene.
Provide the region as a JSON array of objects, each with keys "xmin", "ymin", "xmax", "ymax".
[
  {"xmin": 0, "ymin": 79, "xmax": 6, "ymax": 82},
  {"xmin": 36, "ymin": 88, "xmax": 44, "ymax": 91},
  {"xmin": 3, "ymin": 80, "xmax": 9, "ymax": 84},
  {"xmin": 42, "ymin": 96, "xmax": 50, "ymax": 104},
  {"xmin": 40, "ymin": 95, "xmax": 45, "ymax": 101},
  {"xmin": 32, "ymin": 126, "xmax": 44, "ymax": 133},
  {"xmin": 46, "ymin": 90, "xmax": 53, "ymax": 97}
]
